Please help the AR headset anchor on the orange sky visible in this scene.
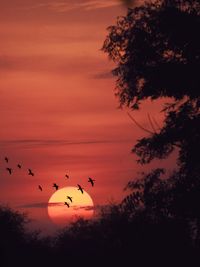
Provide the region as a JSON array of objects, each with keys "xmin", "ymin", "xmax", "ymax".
[{"xmin": 0, "ymin": 0, "xmax": 173, "ymax": 234}]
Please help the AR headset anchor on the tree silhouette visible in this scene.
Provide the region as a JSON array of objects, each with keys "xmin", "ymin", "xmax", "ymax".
[
  {"xmin": 103, "ymin": 0, "xmax": 200, "ymax": 249},
  {"xmin": 0, "ymin": 205, "xmax": 54, "ymax": 267},
  {"xmin": 1, "ymin": 202, "xmax": 199, "ymax": 266},
  {"xmin": 103, "ymin": 0, "xmax": 200, "ymax": 107}
]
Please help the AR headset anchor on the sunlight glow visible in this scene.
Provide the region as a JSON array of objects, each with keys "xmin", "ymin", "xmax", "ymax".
[{"xmin": 48, "ymin": 186, "xmax": 94, "ymax": 226}]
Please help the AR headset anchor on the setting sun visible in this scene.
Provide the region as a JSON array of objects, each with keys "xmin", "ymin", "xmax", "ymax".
[{"xmin": 48, "ymin": 186, "xmax": 94, "ymax": 226}]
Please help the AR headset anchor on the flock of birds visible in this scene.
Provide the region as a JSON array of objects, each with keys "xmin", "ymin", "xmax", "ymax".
[{"xmin": 3, "ymin": 156, "xmax": 95, "ymax": 208}]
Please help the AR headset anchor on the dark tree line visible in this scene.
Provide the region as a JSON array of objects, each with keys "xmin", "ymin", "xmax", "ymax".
[{"xmin": 1, "ymin": 203, "xmax": 197, "ymax": 267}]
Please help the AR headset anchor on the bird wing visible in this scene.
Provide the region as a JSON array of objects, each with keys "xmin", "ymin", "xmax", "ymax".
[{"xmin": 7, "ymin": 168, "xmax": 11, "ymax": 174}]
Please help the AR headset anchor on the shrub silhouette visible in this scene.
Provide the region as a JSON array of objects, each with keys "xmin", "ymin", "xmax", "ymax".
[
  {"xmin": 0, "ymin": 205, "xmax": 53, "ymax": 267},
  {"xmin": 1, "ymin": 203, "xmax": 200, "ymax": 267}
]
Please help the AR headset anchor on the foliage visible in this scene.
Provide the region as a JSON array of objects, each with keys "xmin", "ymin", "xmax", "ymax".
[
  {"xmin": 103, "ymin": 0, "xmax": 200, "ymax": 108},
  {"xmin": 0, "ymin": 205, "xmax": 53, "ymax": 267},
  {"xmin": 0, "ymin": 204, "xmax": 199, "ymax": 266},
  {"xmin": 103, "ymin": 0, "xmax": 200, "ymax": 248}
]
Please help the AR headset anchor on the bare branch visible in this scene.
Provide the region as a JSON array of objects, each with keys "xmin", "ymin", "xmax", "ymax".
[
  {"xmin": 147, "ymin": 113, "xmax": 157, "ymax": 134},
  {"xmin": 152, "ymin": 116, "xmax": 162, "ymax": 131},
  {"xmin": 127, "ymin": 112, "xmax": 154, "ymax": 134}
]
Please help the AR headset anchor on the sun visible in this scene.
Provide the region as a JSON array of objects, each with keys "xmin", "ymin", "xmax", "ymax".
[{"xmin": 48, "ymin": 186, "xmax": 94, "ymax": 226}]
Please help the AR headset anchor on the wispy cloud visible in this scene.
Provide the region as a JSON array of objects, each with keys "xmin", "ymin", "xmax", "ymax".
[
  {"xmin": 48, "ymin": 203, "xmax": 95, "ymax": 210},
  {"xmin": 18, "ymin": 202, "xmax": 47, "ymax": 209},
  {"xmin": 92, "ymin": 71, "xmax": 114, "ymax": 80},
  {"xmin": 25, "ymin": 0, "xmax": 121, "ymax": 13},
  {"xmin": 27, "ymin": 0, "xmax": 121, "ymax": 13},
  {"xmin": 19, "ymin": 202, "xmax": 72, "ymax": 209},
  {"xmin": 0, "ymin": 139, "xmax": 117, "ymax": 148},
  {"xmin": 0, "ymin": 55, "xmax": 104, "ymax": 75},
  {"xmin": 73, "ymin": 205, "xmax": 95, "ymax": 211},
  {"xmin": 18, "ymin": 202, "xmax": 106, "ymax": 212}
]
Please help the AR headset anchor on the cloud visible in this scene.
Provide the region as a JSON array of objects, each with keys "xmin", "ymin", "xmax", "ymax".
[
  {"xmin": 26, "ymin": 1, "xmax": 121, "ymax": 13},
  {"xmin": 78, "ymin": 0, "xmax": 121, "ymax": 11},
  {"xmin": 19, "ymin": 202, "xmax": 72, "ymax": 209},
  {"xmin": 48, "ymin": 202, "xmax": 65, "ymax": 207},
  {"xmin": 0, "ymin": 139, "xmax": 116, "ymax": 148},
  {"xmin": 19, "ymin": 202, "xmax": 99, "ymax": 211},
  {"xmin": 18, "ymin": 202, "xmax": 47, "ymax": 209},
  {"xmin": 72, "ymin": 204, "xmax": 111, "ymax": 212},
  {"xmin": 0, "ymin": 55, "xmax": 105, "ymax": 75},
  {"xmin": 73, "ymin": 205, "xmax": 95, "ymax": 211}
]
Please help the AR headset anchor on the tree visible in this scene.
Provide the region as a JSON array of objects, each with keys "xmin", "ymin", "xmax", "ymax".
[
  {"xmin": 103, "ymin": 0, "xmax": 200, "ymax": 243},
  {"xmin": 0, "ymin": 206, "xmax": 53, "ymax": 267}
]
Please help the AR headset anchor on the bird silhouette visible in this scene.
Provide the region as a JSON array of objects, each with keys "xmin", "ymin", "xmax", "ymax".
[
  {"xmin": 17, "ymin": 164, "xmax": 22, "ymax": 169},
  {"xmin": 38, "ymin": 185, "xmax": 42, "ymax": 191},
  {"xmin": 88, "ymin": 177, "xmax": 95, "ymax": 187},
  {"xmin": 5, "ymin": 157, "xmax": 8, "ymax": 163},
  {"xmin": 28, "ymin": 169, "xmax": 34, "ymax": 176},
  {"xmin": 64, "ymin": 202, "xmax": 70, "ymax": 208},
  {"xmin": 6, "ymin": 167, "xmax": 12, "ymax": 175},
  {"xmin": 65, "ymin": 174, "xmax": 69, "ymax": 179},
  {"xmin": 53, "ymin": 183, "xmax": 59, "ymax": 190},
  {"xmin": 77, "ymin": 184, "xmax": 84, "ymax": 194},
  {"xmin": 67, "ymin": 196, "xmax": 73, "ymax": 202}
]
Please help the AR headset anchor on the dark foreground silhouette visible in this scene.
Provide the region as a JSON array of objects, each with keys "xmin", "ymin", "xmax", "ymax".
[{"xmin": 0, "ymin": 204, "xmax": 199, "ymax": 267}]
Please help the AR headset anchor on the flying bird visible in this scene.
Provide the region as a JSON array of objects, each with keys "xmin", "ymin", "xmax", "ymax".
[
  {"xmin": 77, "ymin": 184, "xmax": 84, "ymax": 194},
  {"xmin": 88, "ymin": 177, "xmax": 95, "ymax": 187},
  {"xmin": 66, "ymin": 196, "xmax": 73, "ymax": 203},
  {"xmin": 17, "ymin": 164, "xmax": 22, "ymax": 169},
  {"xmin": 65, "ymin": 174, "xmax": 69, "ymax": 179},
  {"xmin": 38, "ymin": 185, "xmax": 43, "ymax": 191},
  {"xmin": 28, "ymin": 169, "xmax": 34, "ymax": 176},
  {"xmin": 5, "ymin": 157, "xmax": 8, "ymax": 163},
  {"xmin": 64, "ymin": 202, "xmax": 70, "ymax": 208},
  {"xmin": 6, "ymin": 167, "xmax": 12, "ymax": 175},
  {"xmin": 53, "ymin": 183, "xmax": 59, "ymax": 191}
]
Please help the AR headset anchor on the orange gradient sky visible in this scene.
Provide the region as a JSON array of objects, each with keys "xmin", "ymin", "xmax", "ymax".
[
  {"xmin": 0, "ymin": 0, "xmax": 175, "ymax": 234},
  {"xmin": 48, "ymin": 187, "xmax": 94, "ymax": 225}
]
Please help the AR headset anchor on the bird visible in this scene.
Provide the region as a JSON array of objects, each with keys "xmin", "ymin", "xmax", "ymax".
[
  {"xmin": 88, "ymin": 177, "xmax": 95, "ymax": 187},
  {"xmin": 64, "ymin": 202, "xmax": 70, "ymax": 208},
  {"xmin": 65, "ymin": 174, "xmax": 69, "ymax": 179},
  {"xmin": 77, "ymin": 184, "xmax": 84, "ymax": 194},
  {"xmin": 5, "ymin": 157, "xmax": 8, "ymax": 163},
  {"xmin": 67, "ymin": 196, "xmax": 73, "ymax": 203},
  {"xmin": 53, "ymin": 183, "xmax": 59, "ymax": 190},
  {"xmin": 17, "ymin": 164, "xmax": 22, "ymax": 169},
  {"xmin": 28, "ymin": 169, "xmax": 34, "ymax": 176},
  {"xmin": 6, "ymin": 167, "xmax": 12, "ymax": 175},
  {"xmin": 38, "ymin": 185, "xmax": 43, "ymax": 191}
]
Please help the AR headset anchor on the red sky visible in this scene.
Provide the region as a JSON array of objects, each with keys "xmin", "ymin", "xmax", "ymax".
[{"xmin": 0, "ymin": 0, "xmax": 173, "ymax": 234}]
